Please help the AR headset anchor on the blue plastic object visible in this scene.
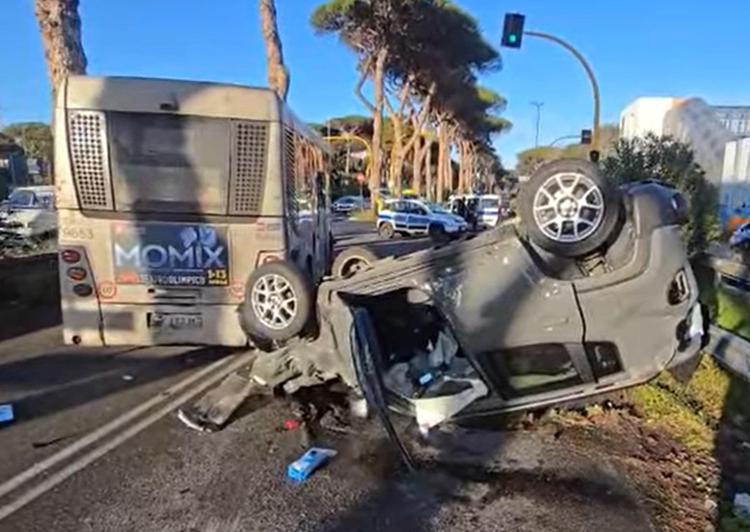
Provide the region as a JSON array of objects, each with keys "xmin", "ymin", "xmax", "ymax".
[
  {"xmin": 287, "ymin": 447, "xmax": 337, "ymax": 483},
  {"xmin": 0, "ymin": 404, "xmax": 14, "ymax": 424}
]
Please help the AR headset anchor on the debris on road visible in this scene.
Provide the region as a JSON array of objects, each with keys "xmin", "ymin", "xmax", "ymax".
[
  {"xmin": 122, "ymin": 374, "xmax": 134, "ymax": 381},
  {"xmin": 287, "ymin": 447, "xmax": 337, "ymax": 483},
  {"xmin": 0, "ymin": 403, "xmax": 14, "ymax": 424},
  {"xmin": 31, "ymin": 433, "xmax": 77, "ymax": 449}
]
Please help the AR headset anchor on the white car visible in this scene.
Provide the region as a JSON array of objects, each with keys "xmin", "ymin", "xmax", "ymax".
[
  {"xmin": 0, "ymin": 186, "xmax": 57, "ymax": 238},
  {"xmin": 332, "ymin": 195, "xmax": 367, "ymax": 214},
  {"xmin": 377, "ymin": 198, "xmax": 468, "ymax": 240}
]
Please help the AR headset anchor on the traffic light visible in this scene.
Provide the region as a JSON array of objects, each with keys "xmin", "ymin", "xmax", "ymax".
[
  {"xmin": 501, "ymin": 13, "xmax": 525, "ymax": 48},
  {"xmin": 580, "ymin": 129, "xmax": 593, "ymax": 145}
]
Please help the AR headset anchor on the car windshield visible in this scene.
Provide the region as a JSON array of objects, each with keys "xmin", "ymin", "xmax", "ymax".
[
  {"xmin": 428, "ymin": 203, "xmax": 449, "ymax": 214},
  {"xmin": 7, "ymin": 190, "xmax": 36, "ymax": 208},
  {"xmin": 480, "ymin": 197, "xmax": 499, "ymax": 209}
]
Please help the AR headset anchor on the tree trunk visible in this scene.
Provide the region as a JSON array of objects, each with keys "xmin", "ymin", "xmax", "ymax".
[
  {"xmin": 35, "ymin": 0, "xmax": 87, "ymax": 94},
  {"xmin": 369, "ymin": 48, "xmax": 388, "ymax": 209},
  {"xmin": 437, "ymin": 123, "xmax": 448, "ymax": 202},
  {"xmin": 259, "ymin": 0, "xmax": 289, "ymax": 101},
  {"xmin": 345, "ymin": 141, "xmax": 351, "ymax": 175},
  {"xmin": 412, "ymin": 138, "xmax": 422, "ymax": 197},
  {"xmin": 425, "ymin": 139, "xmax": 433, "ymax": 202}
]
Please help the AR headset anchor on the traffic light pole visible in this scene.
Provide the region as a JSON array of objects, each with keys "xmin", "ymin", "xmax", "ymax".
[{"xmin": 523, "ymin": 30, "xmax": 601, "ymax": 151}]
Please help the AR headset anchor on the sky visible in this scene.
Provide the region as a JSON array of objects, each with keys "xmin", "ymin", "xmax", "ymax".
[{"xmin": 2, "ymin": 0, "xmax": 749, "ymax": 167}]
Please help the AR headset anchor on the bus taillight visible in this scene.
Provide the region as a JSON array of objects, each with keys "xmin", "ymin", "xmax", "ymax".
[
  {"xmin": 61, "ymin": 249, "xmax": 82, "ymax": 264},
  {"xmin": 67, "ymin": 267, "xmax": 88, "ymax": 282},
  {"xmin": 73, "ymin": 284, "xmax": 94, "ymax": 297}
]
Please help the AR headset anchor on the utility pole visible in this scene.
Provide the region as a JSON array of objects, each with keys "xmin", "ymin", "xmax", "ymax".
[{"xmin": 531, "ymin": 101, "xmax": 544, "ymax": 147}]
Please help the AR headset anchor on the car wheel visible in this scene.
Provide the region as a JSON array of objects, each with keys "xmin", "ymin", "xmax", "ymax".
[
  {"xmin": 378, "ymin": 222, "xmax": 395, "ymax": 239},
  {"xmin": 239, "ymin": 261, "xmax": 312, "ymax": 343},
  {"xmin": 332, "ymin": 246, "xmax": 379, "ymax": 278},
  {"xmin": 519, "ymin": 159, "xmax": 621, "ymax": 258},
  {"xmin": 428, "ymin": 223, "xmax": 450, "ymax": 244}
]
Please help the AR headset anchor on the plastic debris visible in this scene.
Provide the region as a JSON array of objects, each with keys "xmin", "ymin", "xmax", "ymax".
[
  {"xmin": 411, "ymin": 377, "xmax": 489, "ymax": 434},
  {"xmin": 0, "ymin": 404, "xmax": 14, "ymax": 424},
  {"xmin": 283, "ymin": 419, "xmax": 301, "ymax": 431},
  {"xmin": 734, "ymin": 492, "xmax": 750, "ymax": 520},
  {"xmin": 427, "ymin": 330, "xmax": 458, "ymax": 368},
  {"xmin": 287, "ymin": 447, "xmax": 337, "ymax": 483}
]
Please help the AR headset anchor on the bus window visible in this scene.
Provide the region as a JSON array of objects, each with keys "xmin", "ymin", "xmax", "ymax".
[{"xmin": 108, "ymin": 112, "xmax": 230, "ymax": 214}]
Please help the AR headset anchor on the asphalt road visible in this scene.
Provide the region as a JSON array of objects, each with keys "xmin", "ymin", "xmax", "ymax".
[{"xmin": 0, "ymin": 220, "xmax": 653, "ymax": 532}]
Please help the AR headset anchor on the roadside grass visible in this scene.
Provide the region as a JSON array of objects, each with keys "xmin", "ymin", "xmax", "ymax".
[
  {"xmin": 625, "ymin": 259, "xmax": 750, "ymax": 531},
  {"xmin": 628, "ymin": 357, "xmax": 734, "ymax": 454},
  {"xmin": 716, "ymin": 288, "xmax": 750, "ymax": 340}
]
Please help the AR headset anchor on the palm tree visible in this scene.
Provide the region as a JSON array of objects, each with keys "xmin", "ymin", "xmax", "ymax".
[
  {"xmin": 259, "ymin": 0, "xmax": 289, "ymax": 101},
  {"xmin": 35, "ymin": 0, "xmax": 87, "ymax": 94}
]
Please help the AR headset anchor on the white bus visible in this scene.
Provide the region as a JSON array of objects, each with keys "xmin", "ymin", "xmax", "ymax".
[{"xmin": 55, "ymin": 76, "xmax": 332, "ymax": 346}]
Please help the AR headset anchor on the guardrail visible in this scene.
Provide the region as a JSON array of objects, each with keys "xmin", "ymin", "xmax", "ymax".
[{"xmin": 707, "ymin": 324, "xmax": 750, "ymax": 383}]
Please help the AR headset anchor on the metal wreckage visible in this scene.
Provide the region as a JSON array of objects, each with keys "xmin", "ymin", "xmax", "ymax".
[{"xmin": 184, "ymin": 159, "xmax": 708, "ymax": 463}]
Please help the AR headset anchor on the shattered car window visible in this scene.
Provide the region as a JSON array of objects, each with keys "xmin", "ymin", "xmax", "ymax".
[{"xmin": 7, "ymin": 190, "xmax": 36, "ymax": 208}]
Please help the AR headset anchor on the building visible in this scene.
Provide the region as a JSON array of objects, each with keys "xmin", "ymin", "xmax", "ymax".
[
  {"xmin": 620, "ymin": 97, "xmax": 739, "ymax": 184},
  {"xmin": 620, "ymin": 97, "xmax": 750, "ymax": 227},
  {"xmin": 714, "ymin": 106, "xmax": 750, "ymax": 137}
]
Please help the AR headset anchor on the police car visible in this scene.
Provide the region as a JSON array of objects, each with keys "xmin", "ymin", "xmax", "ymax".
[{"xmin": 377, "ymin": 198, "xmax": 468, "ymax": 240}]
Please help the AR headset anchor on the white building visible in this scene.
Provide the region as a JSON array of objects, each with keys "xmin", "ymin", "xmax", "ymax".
[
  {"xmin": 620, "ymin": 97, "xmax": 750, "ymax": 226},
  {"xmin": 620, "ymin": 97, "xmax": 738, "ymax": 184}
]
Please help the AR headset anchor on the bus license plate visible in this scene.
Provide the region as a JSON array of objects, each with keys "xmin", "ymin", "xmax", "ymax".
[{"xmin": 150, "ymin": 313, "xmax": 203, "ymax": 330}]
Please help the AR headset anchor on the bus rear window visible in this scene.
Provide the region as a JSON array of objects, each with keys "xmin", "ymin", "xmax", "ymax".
[{"xmin": 108, "ymin": 112, "xmax": 230, "ymax": 214}]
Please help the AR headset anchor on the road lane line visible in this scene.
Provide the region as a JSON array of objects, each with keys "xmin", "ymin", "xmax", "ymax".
[
  {"xmin": 0, "ymin": 349, "xmax": 258, "ymax": 521},
  {"xmin": 0, "ymin": 349, "xmax": 257, "ymax": 521},
  {"xmin": 0, "ymin": 350, "xmax": 250, "ymax": 501}
]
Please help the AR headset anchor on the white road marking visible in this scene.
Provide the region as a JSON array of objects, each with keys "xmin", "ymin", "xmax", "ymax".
[{"xmin": 0, "ymin": 349, "xmax": 255, "ymax": 515}]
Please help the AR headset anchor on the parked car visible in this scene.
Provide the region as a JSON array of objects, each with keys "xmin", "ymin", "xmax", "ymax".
[
  {"xmin": 377, "ymin": 198, "xmax": 468, "ymax": 241},
  {"xmin": 332, "ymin": 195, "xmax": 367, "ymax": 215},
  {"xmin": 272, "ymin": 159, "xmax": 706, "ymax": 437},
  {"xmin": 729, "ymin": 221, "xmax": 750, "ymax": 250},
  {"xmin": 0, "ymin": 186, "xmax": 57, "ymax": 238}
]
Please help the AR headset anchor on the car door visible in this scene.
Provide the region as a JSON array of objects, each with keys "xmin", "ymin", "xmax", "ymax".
[
  {"xmin": 406, "ymin": 202, "xmax": 430, "ymax": 235},
  {"xmin": 391, "ymin": 201, "xmax": 410, "ymax": 233}
]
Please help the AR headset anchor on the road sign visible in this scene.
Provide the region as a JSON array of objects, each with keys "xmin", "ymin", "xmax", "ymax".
[
  {"xmin": 581, "ymin": 129, "xmax": 593, "ymax": 145},
  {"xmin": 501, "ymin": 13, "xmax": 525, "ymax": 49}
]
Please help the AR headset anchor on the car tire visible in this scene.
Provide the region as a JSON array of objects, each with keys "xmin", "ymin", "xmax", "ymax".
[
  {"xmin": 378, "ymin": 222, "xmax": 395, "ymax": 239},
  {"xmin": 332, "ymin": 246, "xmax": 379, "ymax": 279},
  {"xmin": 239, "ymin": 261, "xmax": 312, "ymax": 343},
  {"xmin": 428, "ymin": 223, "xmax": 450, "ymax": 244},
  {"xmin": 519, "ymin": 159, "xmax": 621, "ymax": 258}
]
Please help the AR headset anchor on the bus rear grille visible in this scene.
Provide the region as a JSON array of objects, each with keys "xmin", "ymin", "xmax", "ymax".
[
  {"xmin": 230, "ymin": 121, "xmax": 268, "ymax": 215},
  {"xmin": 68, "ymin": 111, "xmax": 113, "ymax": 210}
]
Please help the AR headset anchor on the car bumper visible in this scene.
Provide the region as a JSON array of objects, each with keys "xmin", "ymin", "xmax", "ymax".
[
  {"xmin": 666, "ymin": 302, "xmax": 708, "ymax": 381},
  {"xmin": 444, "ymin": 225, "xmax": 468, "ymax": 234}
]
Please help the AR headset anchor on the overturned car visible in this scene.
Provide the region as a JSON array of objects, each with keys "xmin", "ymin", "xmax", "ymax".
[{"xmin": 262, "ymin": 159, "xmax": 707, "ymax": 431}]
